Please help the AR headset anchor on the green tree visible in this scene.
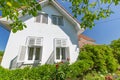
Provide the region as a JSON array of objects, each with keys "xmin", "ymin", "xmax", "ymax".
[
  {"xmin": 78, "ymin": 45, "xmax": 118, "ymax": 73},
  {"xmin": 0, "ymin": 0, "xmax": 41, "ymax": 33},
  {"xmin": 0, "ymin": 0, "xmax": 120, "ymax": 32},
  {"xmin": 66, "ymin": 0, "xmax": 120, "ymax": 29},
  {"xmin": 110, "ymin": 38, "xmax": 120, "ymax": 64}
]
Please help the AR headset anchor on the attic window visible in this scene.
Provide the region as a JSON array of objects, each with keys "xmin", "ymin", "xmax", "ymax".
[
  {"xmin": 36, "ymin": 13, "xmax": 48, "ymax": 24},
  {"xmin": 52, "ymin": 15, "xmax": 64, "ymax": 26}
]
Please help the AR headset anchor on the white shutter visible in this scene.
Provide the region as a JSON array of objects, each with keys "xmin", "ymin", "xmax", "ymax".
[
  {"xmin": 56, "ymin": 39, "xmax": 61, "ymax": 47},
  {"xmin": 42, "ymin": 14, "xmax": 48, "ymax": 24},
  {"xmin": 55, "ymin": 39, "xmax": 67, "ymax": 47},
  {"xmin": 29, "ymin": 38, "xmax": 35, "ymax": 46},
  {"xmin": 35, "ymin": 37, "xmax": 42, "ymax": 46},
  {"xmin": 17, "ymin": 46, "xmax": 26, "ymax": 62},
  {"xmin": 27, "ymin": 37, "xmax": 43, "ymax": 46},
  {"xmin": 61, "ymin": 39, "xmax": 67, "ymax": 47},
  {"xmin": 36, "ymin": 14, "xmax": 41, "ymax": 23}
]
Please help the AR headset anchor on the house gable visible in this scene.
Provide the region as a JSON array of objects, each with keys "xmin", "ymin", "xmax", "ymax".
[{"xmin": 0, "ymin": 0, "xmax": 84, "ymax": 34}]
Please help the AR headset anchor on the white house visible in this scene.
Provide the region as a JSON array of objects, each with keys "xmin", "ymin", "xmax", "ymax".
[{"xmin": 0, "ymin": 0, "xmax": 84, "ymax": 69}]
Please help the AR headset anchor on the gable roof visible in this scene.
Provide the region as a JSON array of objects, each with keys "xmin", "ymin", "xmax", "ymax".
[
  {"xmin": 78, "ymin": 34, "xmax": 95, "ymax": 42},
  {"xmin": 0, "ymin": 16, "xmax": 11, "ymax": 31},
  {"xmin": 0, "ymin": 0, "xmax": 84, "ymax": 33}
]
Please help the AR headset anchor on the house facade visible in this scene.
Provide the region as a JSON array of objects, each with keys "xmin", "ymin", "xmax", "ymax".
[{"xmin": 0, "ymin": 0, "xmax": 84, "ymax": 69}]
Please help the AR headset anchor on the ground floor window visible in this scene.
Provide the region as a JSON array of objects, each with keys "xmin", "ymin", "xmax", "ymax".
[
  {"xmin": 56, "ymin": 47, "xmax": 67, "ymax": 61},
  {"xmin": 28, "ymin": 47, "xmax": 42, "ymax": 61}
]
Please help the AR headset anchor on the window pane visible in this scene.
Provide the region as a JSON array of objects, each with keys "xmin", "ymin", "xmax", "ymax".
[
  {"xmin": 36, "ymin": 14, "xmax": 41, "ymax": 23},
  {"xmin": 52, "ymin": 15, "xmax": 57, "ymax": 25},
  {"xmin": 35, "ymin": 47, "xmax": 41, "ymax": 60},
  {"xmin": 42, "ymin": 14, "xmax": 48, "ymax": 24},
  {"xmin": 28, "ymin": 47, "xmax": 34, "ymax": 60},
  {"xmin": 56, "ymin": 48, "xmax": 60, "ymax": 59},
  {"xmin": 61, "ymin": 48, "xmax": 66, "ymax": 60},
  {"xmin": 58, "ymin": 16, "xmax": 63, "ymax": 26}
]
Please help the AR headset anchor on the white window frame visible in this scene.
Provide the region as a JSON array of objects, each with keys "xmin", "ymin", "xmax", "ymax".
[
  {"xmin": 52, "ymin": 15, "xmax": 64, "ymax": 26},
  {"xmin": 24, "ymin": 37, "xmax": 43, "ymax": 64},
  {"xmin": 56, "ymin": 47, "xmax": 67, "ymax": 62},
  {"xmin": 26, "ymin": 46, "xmax": 42, "ymax": 63},
  {"xmin": 54, "ymin": 38, "xmax": 69, "ymax": 62},
  {"xmin": 35, "ymin": 13, "xmax": 48, "ymax": 24}
]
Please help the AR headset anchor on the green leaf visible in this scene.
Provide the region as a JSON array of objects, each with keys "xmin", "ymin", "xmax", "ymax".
[{"xmin": 89, "ymin": 2, "xmax": 96, "ymax": 8}]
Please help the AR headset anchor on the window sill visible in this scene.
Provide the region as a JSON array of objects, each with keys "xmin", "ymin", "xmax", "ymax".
[
  {"xmin": 55, "ymin": 59, "xmax": 67, "ymax": 63},
  {"xmin": 23, "ymin": 60, "xmax": 41, "ymax": 64}
]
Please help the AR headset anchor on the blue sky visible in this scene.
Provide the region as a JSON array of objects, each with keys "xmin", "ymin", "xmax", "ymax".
[
  {"xmin": 0, "ymin": 27, "xmax": 9, "ymax": 51},
  {"xmin": 0, "ymin": 1, "xmax": 120, "ymax": 51},
  {"xmin": 83, "ymin": 4, "xmax": 120, "ymax": 44}
]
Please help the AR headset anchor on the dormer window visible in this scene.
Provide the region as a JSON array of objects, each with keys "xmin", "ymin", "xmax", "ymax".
[
  {"xmin": 36, "ymin": 13, "xmax": 48, "ymax": 24},
  {"xmin": 52, "ymin": 15, "xmax": 64, "ymax": 26}
]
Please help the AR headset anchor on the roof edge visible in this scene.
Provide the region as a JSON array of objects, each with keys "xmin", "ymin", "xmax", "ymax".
[{"xmin": 0, "ymin": 0, "xmax": 84, "ymax": 33}]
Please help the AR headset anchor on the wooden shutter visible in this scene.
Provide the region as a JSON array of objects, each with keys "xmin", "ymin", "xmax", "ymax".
[
  {"xmin": 55, "ymin": 39, "xmax": 67, "ymax": 47},
  {"xmin": 29, "ymin": 38, "xmax": 35, "ymax": 46},
  {"xmin": 35, "ymin": 37, "xmax": 42, "ymax": 46},
  {"xmin": 17, "ymin": 46, "xmax": 26, "ymax": 62},
  {"xmin": 42, "ymin": 14, "xmax": 48, "ymax": 24},
  {"xmin": 61, "ymin": 39, "xmax": 67, "ymax": 47},
  {"xmin": 36, "ymin": 14, "xmax": 41, "ymax": 23},
  {"xmin": 56, "ymin": 39, "xmax": 61, "ymax": 47}
]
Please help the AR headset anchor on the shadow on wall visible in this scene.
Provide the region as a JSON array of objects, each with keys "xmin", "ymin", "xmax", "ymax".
[{"xmin": 9, "ymin": 56, "xmax": 42, "ymax": 69}]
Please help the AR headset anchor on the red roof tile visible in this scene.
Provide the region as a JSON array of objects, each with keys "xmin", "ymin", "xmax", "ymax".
[{"xmin": 78, "ymin": 34, "xmax": 95, "ymax": 42}]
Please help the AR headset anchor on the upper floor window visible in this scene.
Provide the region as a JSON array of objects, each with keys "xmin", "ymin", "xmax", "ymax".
[
  {"xmin": 36, "ymin": 13, "xmax": 48, "ymax": 24},
  {"xmin": 52, "ymin": 15, "xmax": 64, "ymax": 26}
]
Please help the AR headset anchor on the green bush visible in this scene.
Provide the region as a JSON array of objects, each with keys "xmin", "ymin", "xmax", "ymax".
[
  {"xmin": 0, "ymin": 51, "xmax": 4, "ymax": 56},
  {"xmin": 0, "ymin": 45, "xmax": 119, "ymax": 80},
  {"xmin": 78, "ymin": 45, "xmax": 118, "ymax": 73},
  {"xmin": 0, "ymin": 51, "xmax": 4, "ymax": 63},
  {"xmin": 69, "ymin": 60, "xmax": 93, "ymax": 79},
  {"xmin": 110, "ymin": 39, "xmax": 120, "ymax": 64},
  {"xmin": 0, "ymin": 65, "xmax": 56, "ymax": 80}
]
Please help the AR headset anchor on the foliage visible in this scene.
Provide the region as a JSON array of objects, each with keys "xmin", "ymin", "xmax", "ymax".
[
  {"xmin": 65, "ymin": 0, "xmax": 120, "ymax": 29},
  {"xmin": 0, "ymin": 65, "xmax": 55, "ymax": 80},
  {"xmin": 84, "ymin": 71, "xmax": 105, "ymax": 80},
  {"xmin": 0, "ymin": 0, "xmax": 41, "ymax": 33},
  {"xmin": 0, "ymin": 51, "xmax": 4, "ymax": 63},
  {"xmin": 54, "ymin": 62, "xmax": 70, "ymax": 80},
  {"xmin": 69, "ymin": 60, "xmax": 94, "ymax": 79},
  {"xmin": 0, "ymin": 63, "xmax": 119, "ymax": 80},
  {"xmin": 0, "ymin": 51, "xmax": 4, "ymax": 56},
  {"xmin": 1, "ymin": 0, "xmax": 120, "ymax": 32},
  {"xmin": 110, "ymin": 38, "xmax": 120, "ymax": 64},
  {"xmin": 78, "ymin": 45, "xmax": 118, "ymax": 73}
]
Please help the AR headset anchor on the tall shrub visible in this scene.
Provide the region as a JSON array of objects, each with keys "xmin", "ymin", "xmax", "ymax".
[
  {"xmin": 78, "ymin": 45, "xmax": 118, "ymax": 73},
  {"xmin": 110, "ymin": 39, "xmax": 120, "ymax": 64}
]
